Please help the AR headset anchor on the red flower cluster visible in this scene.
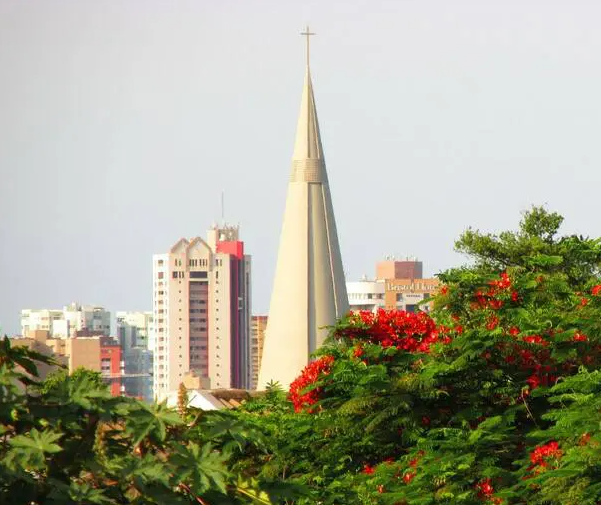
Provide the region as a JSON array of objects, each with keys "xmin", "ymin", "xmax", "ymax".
[
  {"xmin": 523, "ymin": 334, "xmax": 548, "ymax": 346},
  {"xmin": 592, "ymin": 284, "xmax": 601, "ymax": 296},
  {"xmin": 486, "ymin": 316, "xmax": 500, "ymax": 330},
  {"xmin": 402, "ymin": 471, "xmax": 416, "ymax": 484},
  {"xmin": 491, "ymin": 272, "xmax": 512, "ymax": 290},
  {"xmin": 472, "ymin": 273, "xmax": 514, "ymax": 311},
  {"xmin": 408, "ymin": 450, "xmax": 425, "ymax": 468},
  {"xmin": 475, "ymin": 478, "xmax": 494, "ymax": 498},
  {"xmin": 529, "ymin": 441, "xmax": 562, "ymax": 470},
  {"xmin": 475, "ymin": 479, "xmax": 503, "ymax": 503},
  {"xmin": 289, "ymin": 355, "xmax": 335, "ymax": 412},
  {"xmin": 362, "ymin": 464, "xmax": 375, "ymax": 475},
  {"xmin": 338, "ymin": 309, "xmax": 449, "ymax": 354}
]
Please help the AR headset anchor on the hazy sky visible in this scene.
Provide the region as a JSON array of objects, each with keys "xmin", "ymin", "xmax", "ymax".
[{"xmin": 2, "ymin": 0, "xmax": 601, "ymax": 335}]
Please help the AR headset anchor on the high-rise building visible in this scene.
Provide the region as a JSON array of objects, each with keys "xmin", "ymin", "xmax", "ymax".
[
  {"xmin": 250, "ymin": 315, "xmax": 267, "ymax": 390},
  {"xmin": 152, "ymin": 225, "xmax": 252, "ymax": 401},
  {"xmin": 116, "ymin": 311, "xmax": 154, "ymax": 402},
  {"xmin": 259, "ymin": 30, "xmax": 349, "ymax": 389},
  {"xmin": 21, "ymin": 303, "xmax": 110, "ymax": 338}
]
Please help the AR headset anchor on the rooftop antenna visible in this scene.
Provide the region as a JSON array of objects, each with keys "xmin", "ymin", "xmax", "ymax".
[{"xmin": 221, "ymin": 190, "xmax": 225, "ymax": 225}]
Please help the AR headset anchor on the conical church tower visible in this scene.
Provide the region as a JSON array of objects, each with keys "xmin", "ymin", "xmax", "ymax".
[{"xmin": 258, "ymin": 28, "xmax": 349, "ymax": 389}]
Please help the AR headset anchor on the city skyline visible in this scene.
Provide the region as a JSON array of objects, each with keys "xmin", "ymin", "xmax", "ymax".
[{"xmin": 4, "ymin": 1, "xmax": 601, "ymax": 335}]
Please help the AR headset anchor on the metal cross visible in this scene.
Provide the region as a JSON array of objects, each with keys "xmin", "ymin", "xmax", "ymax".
[{"xmin": 300, "ymin": 25, "xmax": 316, "ymax": 67}]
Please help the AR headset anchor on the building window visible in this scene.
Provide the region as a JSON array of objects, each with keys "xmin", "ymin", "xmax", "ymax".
[
  {"xmin": 172, "ymin": 271, "xmax": 178, "ymax": 279},
  {"xmin": 158, "ymin": 272, "xmax": 164, "ymax": 279}
]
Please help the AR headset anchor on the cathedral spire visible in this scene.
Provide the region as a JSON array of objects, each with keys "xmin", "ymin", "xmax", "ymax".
[
  {"xmin": 293, "ymin": 26, "xmax": 322, "ymax": 161},
  {"xmin": 258, "ymin": 29, "xmax": 349, "ymax": 389}
]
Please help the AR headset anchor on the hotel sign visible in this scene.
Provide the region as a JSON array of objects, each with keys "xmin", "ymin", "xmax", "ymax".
[{"xmin": 386, "ymin": 282, "xmax": 438, "ymax": 292}]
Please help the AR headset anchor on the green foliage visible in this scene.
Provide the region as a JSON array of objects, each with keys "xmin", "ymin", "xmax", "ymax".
[
  {"xmin": 7, "ymin": 207, "xmax": 601, "ymax": 504},
  {"xmin": 0, "ymin": 337, "xmax": 284, "ymax": 504},
  {"xmin": 220, "ymin": 207, "xmax": 601, "ymax": 504}
]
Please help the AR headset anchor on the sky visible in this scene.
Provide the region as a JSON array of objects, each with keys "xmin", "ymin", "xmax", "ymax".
[{"xmin": 2, "ymin": 0, "xmax": 601, "ymax": 335}]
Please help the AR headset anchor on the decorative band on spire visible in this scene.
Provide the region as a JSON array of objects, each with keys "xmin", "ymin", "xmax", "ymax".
[{"xmin": 290, "ymin": 159, "xmax": 324, "ymax": 183}]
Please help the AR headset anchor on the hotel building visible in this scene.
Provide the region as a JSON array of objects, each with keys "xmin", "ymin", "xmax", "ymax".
[{"xmin": 347, "ymin": 259, "xmax": 439, "ymax": 314}]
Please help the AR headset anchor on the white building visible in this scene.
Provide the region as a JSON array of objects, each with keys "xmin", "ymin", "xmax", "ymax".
[
  {"xmin": 346, "ymin": 279, "xmax": 386, "ymax": 313},
  {"xmin": 116, "ymin": 311, "xmax": 154, "ymax": 402},
  {"xmin": 152, "ymin": 225, "xmax": 252, "ymax": 402},
  {"xmin": 21, "ymin": 304, "xmax": 111, "ymax": 338},
  {"xmin": 20, "ymin": 309, "xmax": 62, "ymax": 335}
]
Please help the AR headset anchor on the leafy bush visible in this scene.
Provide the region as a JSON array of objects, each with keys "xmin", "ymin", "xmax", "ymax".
[{"xmin": 236, "ymin": 207, "xmax": 601, "ymax": 504}]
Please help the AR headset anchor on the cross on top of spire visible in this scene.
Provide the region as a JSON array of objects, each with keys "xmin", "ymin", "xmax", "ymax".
[{"xmin": 300, "ymin": 25, "xmax": 316, "ymax": 68}]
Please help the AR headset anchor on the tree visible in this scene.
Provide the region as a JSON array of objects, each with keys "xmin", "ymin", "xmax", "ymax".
[
  {"xmin": 0, "ymin": 336, "xmax": 291, "ymax": 504},
  {"xmin": 230, "ymin": 207, "xmax": 601, "ymax": 504}
]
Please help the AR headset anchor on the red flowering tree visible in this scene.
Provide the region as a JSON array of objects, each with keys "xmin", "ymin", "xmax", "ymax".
[{"xmin": 238, "ymin": 208, "xmax": 601, "ymax": 505}]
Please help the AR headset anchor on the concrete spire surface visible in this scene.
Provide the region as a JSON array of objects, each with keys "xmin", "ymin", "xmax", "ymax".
[{"xmin": 258, "ymin": 29, "xmax": 349, "ymax": 389}]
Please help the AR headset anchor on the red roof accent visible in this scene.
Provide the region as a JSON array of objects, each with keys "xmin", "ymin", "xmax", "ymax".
[{"xmin": 216, "ymin": 241, "xmax": 244, "ymax": 259}]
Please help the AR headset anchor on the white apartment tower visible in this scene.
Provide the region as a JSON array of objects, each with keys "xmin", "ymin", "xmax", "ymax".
[
  {"xmin": 21, "ymin": 303, "xmax": 111, "ymax": 338},
  {"xmin": 152, "ymin": 225, "xmax": 252, "ymax": 401}
]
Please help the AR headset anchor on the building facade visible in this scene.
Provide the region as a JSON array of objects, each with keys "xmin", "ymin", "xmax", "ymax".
[
  {"xmin": 21, "ymin": 303, "xmax": 110, "ymax": 338},
  {"xmin": 152, "ymin": 225, "xmax": 252, "ymax": 401},
  {"xmin": 383, "ymin": 278, "xmax": 439, "ymax": 312},
  {"xmin": 250, "ymin": 315, "xmax": 267, "ymax": 390},
  {"xmin": 13, "ymin": 330, "xmax": 123, "ymax": 396},
  {"xmin": 346, "ymin": 279, "xmax": 386, "ymax": 313},
  {"xmin": 376, "ymin": 259, "xmax": 423, "ymax": 281},
  {"xmin": 347, "ymin": 260, "xmax": 439, "ymax": 314},
  {"xmin": 116, "ymin": 311, "xmax": 154, "ymax": 401},
  {"xmin": 100, "ymin": 337, "xmax": 123, "ymax": 396}
]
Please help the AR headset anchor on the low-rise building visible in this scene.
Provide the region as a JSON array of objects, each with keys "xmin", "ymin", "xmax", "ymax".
[
  {"xmin": 11, "ymin": 330, "xmax": 123, "ymax": 396},
  {"xmin": 346, "ymin": 279, "xmax": 386, "ymax": 313}
]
